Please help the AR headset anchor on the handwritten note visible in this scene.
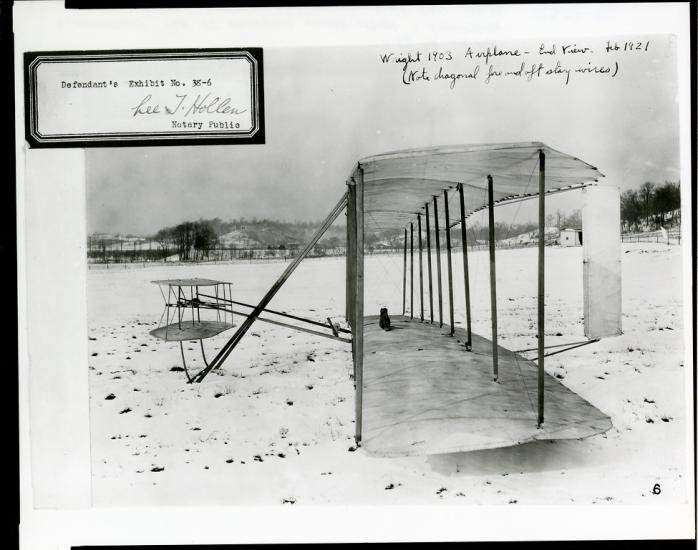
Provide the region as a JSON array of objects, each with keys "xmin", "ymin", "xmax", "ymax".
[
  {"xmin": 379, "ymin": 40, "xmax": 650, "ymax": 89},
  {"xmin": 25, "ymin": 49, "xmax": 264, "ymax": 147}
]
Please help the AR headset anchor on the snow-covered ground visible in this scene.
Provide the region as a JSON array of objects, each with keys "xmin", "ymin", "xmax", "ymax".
[{"xmin": 87, "ymin": 242, "xmax": 689, "ymax": 506}]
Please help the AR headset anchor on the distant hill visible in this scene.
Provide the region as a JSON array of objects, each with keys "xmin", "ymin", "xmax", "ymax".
[
  {"xmin": 218, "ymin": 229, "xmax": 261, "ymax": 248},
  {"xmin": 198, "ymin": 218, "xmax": 346, "ymax": 249}
]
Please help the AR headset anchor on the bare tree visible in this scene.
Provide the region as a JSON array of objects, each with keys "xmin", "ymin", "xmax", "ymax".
[
  {"xmin": 154, "ymin": 227, "xmax": 175, "ymax": 261},
  {"xmin": 639, "ymin": 181, "xmax": 655, "ymax": 227}
]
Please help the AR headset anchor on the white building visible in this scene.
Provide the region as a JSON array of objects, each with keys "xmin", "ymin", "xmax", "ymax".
[{"xmin": 560, "ymin": 227, "xmax": 583, "ymax": 247}]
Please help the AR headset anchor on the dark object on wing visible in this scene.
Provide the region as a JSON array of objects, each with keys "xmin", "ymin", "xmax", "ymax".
[{"xmin": 379, "ymin": 308, "xmax": 391, "ymax": 331}]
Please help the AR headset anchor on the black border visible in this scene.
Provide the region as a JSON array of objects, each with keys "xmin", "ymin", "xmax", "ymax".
[
  {"xmin": 2, "ymin": 0, "xmax": 17, "ymax": 548},
  {"xmin": 23, "ymin": 48, "xmax": 265, "ymax": 148},
  {"xmin": 70, "ymin": 542, "xmax": 698, "ymax": 550}
]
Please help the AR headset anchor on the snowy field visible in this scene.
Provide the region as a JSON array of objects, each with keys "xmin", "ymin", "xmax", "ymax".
[{"xmin": 87, "ymin": 242, "xmax": 689, "ymax": 506}]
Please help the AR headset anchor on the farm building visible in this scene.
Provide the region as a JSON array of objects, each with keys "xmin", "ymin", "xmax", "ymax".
[{"xmin": 560, "ymin": 227, "xmax": 583, "ymax": 247}]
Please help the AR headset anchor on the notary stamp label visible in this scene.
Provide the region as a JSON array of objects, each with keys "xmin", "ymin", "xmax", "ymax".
[{"xmin": 24, "ymin": 49, "xmax": 264, "ymax": 147}]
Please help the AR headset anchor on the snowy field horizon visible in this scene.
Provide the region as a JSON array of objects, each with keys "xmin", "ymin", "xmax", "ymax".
[{"xmin": 86, "ymin": 241, "xmax": 689, "ymax": 507}]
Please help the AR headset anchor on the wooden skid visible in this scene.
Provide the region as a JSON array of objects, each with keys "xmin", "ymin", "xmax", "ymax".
[
  {"xmin": 360, "ymin": 316, "xmax": 611, "ymax": 457},
  {"xmin": 149, "ymin": 320, "xmax": 234, "ymax": 342}
]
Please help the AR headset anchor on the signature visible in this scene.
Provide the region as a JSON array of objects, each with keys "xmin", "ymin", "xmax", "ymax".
[{"xmin": 131, "ymin": 93, "xmax": 247, "ymax": 117}]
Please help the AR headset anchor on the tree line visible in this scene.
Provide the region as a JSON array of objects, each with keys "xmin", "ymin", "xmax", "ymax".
[
  {"xmin": 153, "ymin": 220, "xmax": 219, "ymax": 261},
  {"xmin": 148, "ymin": 218, "xmax": 345, "ymax": 261},
  {"xmin": 93, "ymin": 181, "xmax": 681, "ymax": 265},
  {"xmin": 621, "ymin": 181, "xmax": 680, "ymax": 232}
]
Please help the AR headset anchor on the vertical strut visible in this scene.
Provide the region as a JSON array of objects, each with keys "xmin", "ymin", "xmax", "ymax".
[
  {"xmin": 347, "ymin": 181, "xmax": 356, "ymax": 328},
  {"xmin": 347, "ymin": 182, "xmax": 356, "ymax": 380},
  {"xmin": 433, "ymin": 195, "xmax": 443, "ymax": 327},
  {"xmin": 354, "ymin": 166, "xmax": 365, "ymax": 444},
  {"xmin": 538, "ymin": 150, "xmax": 546, "ymax": 426},
  {"xmin": 410, "ymin": 222, "xmax": 414, "ymax": 319},
  {"xmin": 402, "ymin": 228, "xmax": 407, "ymax": 315},
  {"xmin": 425, "ymin": 203, "xmax": 434, "ymax": 323},
  {"xmin": 488, "ymin": 175, "xmax": 499, "ymax": 381},
  {"xmin": 346, "ymin": 192, "xmax": 352, "ymax": 322},
  {"xmin": 458, "ymin": 183, "xmax": 472, "ymax": 350},
  {"xmin": 418, "ymin": 213, "xmax": 424, "ymax": 322},
  {"xmin": 444, "ymin": 189, "xmax": 455, "ymax": 336}
]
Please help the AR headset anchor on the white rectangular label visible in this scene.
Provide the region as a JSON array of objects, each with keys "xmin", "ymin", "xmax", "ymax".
[{"xmin": 25, "ymin": 49, "xmax": 264, "ymax": 146}]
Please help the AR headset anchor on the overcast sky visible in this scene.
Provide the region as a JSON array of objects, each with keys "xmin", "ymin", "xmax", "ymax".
[{"xmin": 86, "ymin": 34, "xmax": 680, "ymax": 235}]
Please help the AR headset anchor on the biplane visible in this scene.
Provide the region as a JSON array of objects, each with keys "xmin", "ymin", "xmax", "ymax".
[{"xmin": 150, "ymin": 142, "xmax": 622, "ymax": 457}]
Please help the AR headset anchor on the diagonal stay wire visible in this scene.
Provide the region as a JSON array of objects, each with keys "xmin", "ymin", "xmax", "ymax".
[
  {"xmin": 502, "ymin": 157, "xmax": 540, "ymax": 417},
  {"xmin": 465, "ymin": 174, "xmax": 539, "ymax": 417}
]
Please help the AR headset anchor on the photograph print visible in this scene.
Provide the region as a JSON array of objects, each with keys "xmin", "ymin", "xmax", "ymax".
[{"xmin": 79, "ymin": 33, "xmax": 690, "ymax": 509}]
